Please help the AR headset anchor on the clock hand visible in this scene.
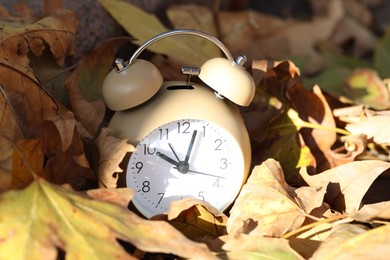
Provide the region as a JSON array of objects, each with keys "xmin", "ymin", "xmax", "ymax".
[
  {"xmin": 187, "ymin": 169, "xmax": 226, "ymax": 179},
  {"xmin": 184, "ymin": 130, "xmax": 197, "ymax": 165},
  {"xmin": 156, "ymin": 152, "xmax": 180, "ymax": 167},
  {"xmin": 168, "ymin": 143, "xmax": 180, "ymax": 162}
]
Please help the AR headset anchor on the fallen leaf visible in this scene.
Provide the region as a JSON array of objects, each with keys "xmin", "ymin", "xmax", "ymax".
[
  {"xmin": 95, "ymin": 128, "xmax": 135, "ymax": 188},
  {"xmin": 288, "ymin": 84, "xmax": 344, "ymax": 172},
  {"xmin": 311, "ymin": 224, "xmax": 390, "ymax": 260},
  {"xmin": 0, "ymin": 10, "xmax": 77, "ymax": 190},
  {"xmin": 0, "ymin": 178, "xmax": 217, "ymax": 259},
  {"xmin": 11, "ymin": 139, "xmax": 44, "ymax": 189},
  {"xmin": 343, "ymin": 69, "xmax": 390, "ymax": 110},
  {"xmin": 162, "ymin": 199, "xmax": 228, "ymax": 242},
  {"xmin": 287, "ymin": 222, "xmax": 333, "ymax": 259},
  {"xmin": 374, "ymin": 25, "xmax": 390, "ymax": 77},
  {"xmin": 97, "ymin": 0, "xmax": 218, "ymax": 66},
  {"xmin": 346, "ymin": 115, "xmax": 390, "ymax": 145},
  {"xmin": 252, "ymin": 110, "xmax": 316, "ymax": 184},
  {"xmin": 227, "ymin": 159, "xmax": 308, "ymax": 237},
  {"xmin": 299, "ymin": 160, "xmax": 390, "ymax": 213},
  {"xmin": 219, "ymin": 234, "xmax": 303, "ymax": 260},
  {"xmin": 42, "ymin": 112, "xmax": 96, "ymax": 190},
  {"xmin": 352, "ymin": 201, "xmax": 390, "ymax": 222},
  {"xmin": 243, "ymin": 60, "xmax": 299, "ymax": 143},
  {"xmin": 167, "ymin": 4, "xmax": 220, "ymax": 57},
  {"xmin": 86, "ymin": 187, "xmax": 134, "ymax": 208},
  {"xmin": 220, "ymin": 0, "xmax": 344, "ymax": 73}
]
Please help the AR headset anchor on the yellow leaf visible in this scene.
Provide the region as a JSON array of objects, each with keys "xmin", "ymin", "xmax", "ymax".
[
  {"xmin": 312, "ymin": 224, "xmax": 390, "ymax": 259},
  {"xmin": 0, "ymin": 178, "xmax": 216, "ymax": 259},
  {"xmin": 97, "ymin": 0, "xmax": 218, "ymax": 66}
]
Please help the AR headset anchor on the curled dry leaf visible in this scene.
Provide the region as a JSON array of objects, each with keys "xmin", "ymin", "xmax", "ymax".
[
  {"xmin": 299, "ymin": 160, "xmax": 390, "ymax": 213},
  {"xmin": 42, "ymin": 112, "xmax": 96, "ymax": 190},
  {"xmin": 161, "ymin": 198, "xmax": 228, "ymax": 243},
  {"xmin": 0, "ymin": 178, "xmax": 217, "ymax": 260},
  {"xmin": 227, "ymin": 159, "xmax": 317, "ymax": 237},
  {"xmin": 311, "ymin": 224, "xmax": 390, "ymax": 260},
  {"xmin": 95, "ymin": 128, "xmax": 135, "ymax": 188}
]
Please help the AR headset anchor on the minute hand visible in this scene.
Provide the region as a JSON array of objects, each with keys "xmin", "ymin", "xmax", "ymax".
[
  {"xmin": 184, "ymin": 130, "xmax": 197, "ymax": 165},
  {"xmin": 188, "ymin": 169, "xmax": 226, "ymax": 179}
]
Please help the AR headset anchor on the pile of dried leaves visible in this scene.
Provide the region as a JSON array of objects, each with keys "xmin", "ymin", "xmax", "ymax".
[{"xmin": 1, "ymin": 0, "xmax": 390, "ymax": 259}]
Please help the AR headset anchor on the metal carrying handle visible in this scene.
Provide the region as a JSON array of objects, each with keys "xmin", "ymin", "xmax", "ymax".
[{"xmin": 115, "ymin": 29, "xmax": 246, "ymax": 72}]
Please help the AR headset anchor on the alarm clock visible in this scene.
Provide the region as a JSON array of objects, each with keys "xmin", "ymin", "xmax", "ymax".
[{"xmin": 102, "ymin": 29, "xmax": 255, "ymax": 218}]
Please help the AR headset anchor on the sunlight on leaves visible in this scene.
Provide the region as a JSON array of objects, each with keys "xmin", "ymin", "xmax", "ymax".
[{"xmin": 0, "ymin": 178, "xmax": 216, "ymax": 260}]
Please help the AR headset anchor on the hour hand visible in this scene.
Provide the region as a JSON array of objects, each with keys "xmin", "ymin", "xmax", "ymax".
[{"xmin": 156, "ymin": 152, "xmax": 180, "ymax": 167}]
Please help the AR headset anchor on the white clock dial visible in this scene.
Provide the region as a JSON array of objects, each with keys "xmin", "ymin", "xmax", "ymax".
[{"xmin": 126, "ymin": 119, "xmax": 245, "ymax": 218}]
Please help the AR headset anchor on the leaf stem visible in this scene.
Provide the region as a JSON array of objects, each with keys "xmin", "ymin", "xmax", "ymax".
[{"xmin": 282, "ymin": 214, "xmax": 349, "ymax": 239}]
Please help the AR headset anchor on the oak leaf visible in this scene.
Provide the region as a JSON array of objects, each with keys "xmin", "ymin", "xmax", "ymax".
[{"xmin": 0, "ymin": 178, "xmax": 216, "ymax": 260}]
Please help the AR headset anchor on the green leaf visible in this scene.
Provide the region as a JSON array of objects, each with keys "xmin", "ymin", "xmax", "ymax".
[
  {"xmin": 304, "ymin": 46, "xmax": 371, "ymax": 95},
  {"xmin": 0, "ymin": 178, "xmax": 216, "ymax": 259},
  {"xmin": 375, "ymin": 27, "xmax": 390, "ymax": 77},
  {"xmin": 97, "ymin": 0, "xmax": 219, "ymax": 66}
]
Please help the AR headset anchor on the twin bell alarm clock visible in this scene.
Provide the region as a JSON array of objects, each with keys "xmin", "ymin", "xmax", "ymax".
[{"xmin": 102, "ymin": 29, "xmax": 255, "ymax": 218}]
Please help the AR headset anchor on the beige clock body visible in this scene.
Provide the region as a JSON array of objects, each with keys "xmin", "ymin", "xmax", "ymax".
[{"xmin": 109, "ymin": 80, "xmax": 252, "ymax": 187}]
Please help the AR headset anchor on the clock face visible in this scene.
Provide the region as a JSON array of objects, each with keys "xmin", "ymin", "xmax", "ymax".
[{"xmin": 126, "ymin": 119, "xmax": 245, "ymax": 218}]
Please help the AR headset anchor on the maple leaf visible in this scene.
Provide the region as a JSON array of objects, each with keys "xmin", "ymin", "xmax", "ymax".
[{"xmin": 0, "ymin": 178, "xmax": 217, "ymax": 260}]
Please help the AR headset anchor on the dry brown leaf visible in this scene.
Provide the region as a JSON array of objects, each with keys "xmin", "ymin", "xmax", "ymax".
[
  {"xmin": 0, "ymin": 9, "xmax": 77, "ymax": 190},
  {"xmin": 346, "ymin": 115, "xmax": 390, "ymax": 145},
  {"xmin": 352, "ymin": 201, "xmax": 390, "ymax": 222},
  {"xmin": 227, "ymin": 159, "xmax": 308, "ymax": 237},
  {"xmin": 95, "ymin": 128, "xmax": 135, "ymax": 188},
  {"xmin": 161, "ymin": 199, "xmax": 228, "ymax": 242},
  {"xmin": 311, "ymin": 224, "xmax": 390, "ymax": 260},
  {"xmin": 42, "ymin": 112, "xmax": 96, "ymax": 190},
  {"xmin": 220, "ymin": 234, "xmax": 303, "ymax": 259},
  {"xmin": 243, "ymin": 60, "xmax": 299, "ymax": 143},
  {"xmin": 65, "ymin": 69, "xmax": 106, "ymax": 137},
  {"xmin": 220, "ymin": 0, "xmax": 344, "ymax": 73},
  {"xmin": 287, "ymin": 222, "xmax": 333, "ymax": 259},
  {"xmin": 299, "ymin": 160, "xmax": 390, "ymax": 213},
  {"xmin": 10, "ymin": 139, "xmax": 44, "ymax": 189}
]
